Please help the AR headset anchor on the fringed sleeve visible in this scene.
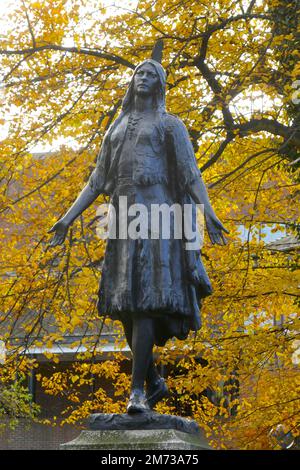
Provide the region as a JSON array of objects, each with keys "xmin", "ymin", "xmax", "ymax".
[
  {"xmin": 165, "ymin": 114, "xmax": 201, "ymax": 194},
  {"xmin": 88, "ymin": 130, "xmax": 111, "ymax": 196},
  {"xmin": 165, "ymin": 114, "xmax": 213, "ymax": 299}
]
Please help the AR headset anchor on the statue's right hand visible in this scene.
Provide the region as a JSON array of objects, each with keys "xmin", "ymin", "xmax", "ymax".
[{"xmin": 47, "ymin": 219, "xmax": 70, "ymax": 247}]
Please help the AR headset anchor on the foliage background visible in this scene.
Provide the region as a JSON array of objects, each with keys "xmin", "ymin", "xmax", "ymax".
[{"xmin": 0, "ymin": 0, "xmax": 299, "ymax": 449}]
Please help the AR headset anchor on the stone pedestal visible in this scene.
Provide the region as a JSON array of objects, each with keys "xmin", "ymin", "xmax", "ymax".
[{"xmin": 60, "ymin": 412, "xmax": 211, "ymax": 450}]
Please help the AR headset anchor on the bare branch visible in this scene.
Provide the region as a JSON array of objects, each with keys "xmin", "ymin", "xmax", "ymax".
[
  {"xmin": 208, "ymin": 147, "xmax": 275, "ymax": 188},
  {"xmin": 236, "ymin": 119, "xmax": 300, "ymax": 149},
  {"xmin": 3, "ymin": 52, "xmax": 34, "ymax": 81},
  {"xmin": 0, "ymin": 45, "xmax": 135, "ymax": 69},
  {"xmin": 200, "ymin": 133, "xmax": 235, "ymax": 172},
  {"xmin": 21, "ymin": 1, "xmax": 36, "ymax": 48}
]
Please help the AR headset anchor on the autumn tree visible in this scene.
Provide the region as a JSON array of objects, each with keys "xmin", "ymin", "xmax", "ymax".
[{"xmin": 0, "ymin": 0, "xmax": 299, "ymax": 449}]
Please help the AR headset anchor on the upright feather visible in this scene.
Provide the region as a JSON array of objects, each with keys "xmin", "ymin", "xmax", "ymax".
[{"xmin": 151, "ymin": 39, "xmax": 164, "ymax": 64}]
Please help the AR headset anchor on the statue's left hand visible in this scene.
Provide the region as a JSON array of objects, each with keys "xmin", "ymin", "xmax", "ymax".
[
  {"xmin": 205, "ymin": 213, "xmax": 229, "ymax": 246},
  {"xmin": 47, "ymin": 218, "xmax": 70, "ymax": 247}
]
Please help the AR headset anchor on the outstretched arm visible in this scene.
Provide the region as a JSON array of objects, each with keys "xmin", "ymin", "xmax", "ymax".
[
  {"xmin": 189, "ymin": 177, "xmax": 229, "ymax": 245},
  {"xmin": 166, "ymin": 114, "xmax": 229, "ymax": 246},
  {"xmin": 48, "ymin": 183, "xmax": 100, "ymax": 247},
  {"xmin": 59, "ymin": 184, "xmax": 100, "ymax": 226},
  {"xmin": 48, "ymin": 126, "xmax": 112, "ymax": 247}
]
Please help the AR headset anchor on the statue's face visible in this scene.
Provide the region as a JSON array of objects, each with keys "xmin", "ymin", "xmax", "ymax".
[{"xmin": 133, "ymin": 63, "xmax": 159, "ymax": 97}]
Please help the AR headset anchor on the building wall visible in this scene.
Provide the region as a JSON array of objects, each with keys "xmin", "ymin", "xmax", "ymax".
[{"xmin": 0, "ymin": 359, "xmax": 131, "ymax": 450}]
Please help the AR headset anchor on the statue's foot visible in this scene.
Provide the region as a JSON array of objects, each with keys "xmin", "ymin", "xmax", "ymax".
[
  {"xmin": 126, "ymin": 389, "xmax": 150, "ymax": 414},
  {"xmin": 146, "ymin": 377, "xmax": 169, "ymax": 409}
]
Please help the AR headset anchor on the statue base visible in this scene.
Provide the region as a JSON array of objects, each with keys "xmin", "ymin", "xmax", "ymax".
[{"xmin": 60, "ymin": 412, "xmax": 211, "ymax": 450}]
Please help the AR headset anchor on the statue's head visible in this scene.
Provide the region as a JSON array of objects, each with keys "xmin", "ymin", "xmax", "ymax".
[
  {"xmin": 121, "ymin": 59, "xmax": 167, "ymax": 113},
  {"xmin": 133, "ymin": 62, "xmax": 160, "ymax": 98}
]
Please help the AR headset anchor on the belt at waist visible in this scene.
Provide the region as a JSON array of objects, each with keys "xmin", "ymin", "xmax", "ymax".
[
  {"xmin": 117, "ymin": 175, "xmax": 169, "ymax": 187},
  {"xmin": 117, "ymin": 176, "xmax": 134, "ymax": 184}
]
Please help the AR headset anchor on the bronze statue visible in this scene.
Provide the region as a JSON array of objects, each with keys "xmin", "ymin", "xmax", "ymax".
[{"xmin": 48, "ymin": 44, "xmax": 228, "ymax": 414}]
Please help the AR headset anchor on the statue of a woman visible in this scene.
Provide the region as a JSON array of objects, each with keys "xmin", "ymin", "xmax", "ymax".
[{"xmin": 48, "ymin": 56, "xmax": 228, "ymax": 414}]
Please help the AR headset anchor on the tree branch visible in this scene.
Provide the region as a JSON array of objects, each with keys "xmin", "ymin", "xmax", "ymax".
[
  {"xmin": 208, "ymin": 147, "xmax": 275, "ymax": 187},
  {"xmin": 236, "ymin": 119, "xmax": 300, "ymax": 149},
  {"xmin": 21, "ymin": 0, "xmax": 36, "ymax": 48},
  {"xmin": 200, "ymin": 133, "xmax": 235, "ymax": 172},
  {"xmin": 0, "ymin": 45, "xmax": 135, "ymax": 69}
]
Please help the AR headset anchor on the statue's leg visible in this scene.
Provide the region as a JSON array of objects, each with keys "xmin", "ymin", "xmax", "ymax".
[
  {"xmin": 121, "ymin": 316, "xmax": 160, "ymax": 387},
  {"xmin": 122, "ymin": 316, "xmax": 155, "ymax": 412},
  {"xmin": 131, "ymin": 316, "xmax": 155, "ymax": 392},
  {"xmin": 121, "ymin": 315, "xmax": 168, "ymax": 411}
]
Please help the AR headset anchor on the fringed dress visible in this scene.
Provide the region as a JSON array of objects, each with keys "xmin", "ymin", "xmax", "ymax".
[{"xmin": 88, "ymin": 111, "xmax": 212, "ymax": 346}]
